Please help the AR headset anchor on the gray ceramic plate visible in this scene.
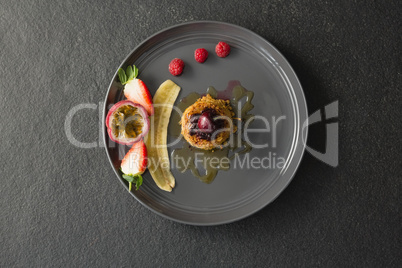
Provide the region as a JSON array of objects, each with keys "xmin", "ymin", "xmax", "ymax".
[{"xmin": 103, "ymin": 21, "xmax": 308, "ymax": 225}]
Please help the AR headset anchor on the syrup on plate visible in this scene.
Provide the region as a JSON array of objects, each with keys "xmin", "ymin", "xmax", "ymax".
[{"xmin": 169, "ymin": 80, "xmax": 255, "ymax": 184}]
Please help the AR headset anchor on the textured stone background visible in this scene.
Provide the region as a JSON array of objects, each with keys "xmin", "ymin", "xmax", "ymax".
[{"xmin": 1, "ymin": 0, "xmax": 401, "ymax": 267}]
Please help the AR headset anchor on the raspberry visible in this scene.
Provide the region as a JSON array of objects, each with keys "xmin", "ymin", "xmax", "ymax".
[
  {"xmin": 194, "ymin": 48, "xmax": 208, "ymax": 63},
  {"xmin": 169, "ymin": 58, "xmax": 185, "ymax": 76},
  {"xmin": 215, "ymin": 41, "xmax": 231, "ymax": 58}
]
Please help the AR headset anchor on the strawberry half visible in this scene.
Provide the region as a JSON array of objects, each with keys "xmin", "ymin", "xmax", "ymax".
[
  {"xmin": 120, "ymin": 140, "xmax": 148, "ymax": 191},
  {"xmin": 124, "ymin": 78, "xmax": 154, "ymax": 115}
]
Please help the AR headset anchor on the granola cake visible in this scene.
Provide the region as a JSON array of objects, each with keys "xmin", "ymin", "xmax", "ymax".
[{"xmin": 181, "ymin": 94, "xmax": 236, "ymax": 150}]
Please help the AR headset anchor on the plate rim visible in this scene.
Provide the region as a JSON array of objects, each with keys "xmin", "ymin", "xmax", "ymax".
[{"xmin": 103, "ymin": 20, "xmax": 308, "ymax": 226}]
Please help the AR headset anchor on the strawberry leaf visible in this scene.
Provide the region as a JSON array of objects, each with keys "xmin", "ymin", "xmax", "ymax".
[
  {"xmin": 118, "ymin": 68, "xmax": 127, "ymax": 85},
  {"xmin": 119, "ymin": 65, "xmax": 138, "ymax": 84},
  {"xmin": 122, "ymin": 174, "xmax": 135, "ymax": 182},
  {"xmin": 134, "ymin": 175, "xmax": 143, "ymax": 190},
  {"xmin": 126, "ymin": 65, "xmax": 134, "ymax": 81},
  {"xmin": 133, "ymin": 65, "xmax": 138, "ymax": 79},
  {"xmin": 122, "ymin": 174, "xmax": 143, "ymax": 191}
]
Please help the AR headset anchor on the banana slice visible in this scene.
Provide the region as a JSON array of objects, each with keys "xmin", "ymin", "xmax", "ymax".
[{"xmin": 145, "ymin": 80, "xmax": 181, "ymax": 192}]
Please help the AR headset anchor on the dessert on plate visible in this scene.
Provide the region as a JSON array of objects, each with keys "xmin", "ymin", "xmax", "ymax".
[{"xmin": 181, "ymin": 94, "xmax": 236, "ymax": 150}]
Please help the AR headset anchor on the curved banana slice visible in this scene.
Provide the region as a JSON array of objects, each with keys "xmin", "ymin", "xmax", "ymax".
[{"xmin": 145, "ymin": 80, "xmax": 181, "ymax": 192}]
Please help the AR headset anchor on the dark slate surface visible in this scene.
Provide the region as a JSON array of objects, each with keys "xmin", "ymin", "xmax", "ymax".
[{"xmin": 1, "ymin": 0, "xmax": 401, "ymax": 267}]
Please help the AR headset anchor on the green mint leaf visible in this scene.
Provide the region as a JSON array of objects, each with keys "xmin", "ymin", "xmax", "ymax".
[
  {"xmin": 118, "ymin": 68, "xmax": 127, "ymax": 85},
  {"xmin": 133, "ymin": 65, "xmax": 138, "ymax": 79},
  {"xmin": 126, "ymin": 65, "xmax": 134, "ymax": 81}
]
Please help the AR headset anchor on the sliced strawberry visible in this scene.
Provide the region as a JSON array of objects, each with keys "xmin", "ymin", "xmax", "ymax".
[
  {"xmin": 121, "ymin": 140, "xmax": 148, "ymax": 176},
  {"xmin": 124, "ymin": 78, "xmax": 154, "ymax": 115}
]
